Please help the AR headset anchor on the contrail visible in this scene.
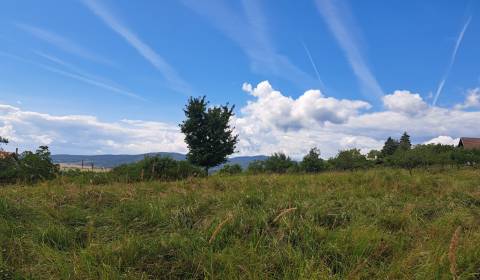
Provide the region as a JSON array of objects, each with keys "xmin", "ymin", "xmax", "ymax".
[
  {"xmin": 301, "ymin": 40, "xmax": 326, "ymax": 92},
  {"xmin": 433, "ymin": 16, "xmax": 471, "ymax": 106},
  {"xmin": 315, "ymin": 0, "xmax": 383, "ymax": 101},
  {"xmin": 0, "ymin": 51, "xmax": 145, "ymax": 100}
]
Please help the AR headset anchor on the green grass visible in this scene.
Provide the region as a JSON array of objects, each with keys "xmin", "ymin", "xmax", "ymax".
[{"xmin": 1, "ymin": 168, "xmax": 480, "ymax": 279}]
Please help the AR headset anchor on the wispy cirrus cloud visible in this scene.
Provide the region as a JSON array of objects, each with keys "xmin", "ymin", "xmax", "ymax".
[
  {"xmin": 0, "ymin": 51, "xmax": 143, "ymax": 100},
  {"xmin": 82, "ymin": 0, "xmax": 192, "ymax": 95},
  {"xmin": 315, "ymin": 0, "xmax": 383, "ymax": 101},
  {"xmin": 433, "ymin": 16, "xmax": 472, "ymax": 106},
  {"xmin": 182, "ymin": 0, "xmax": 319, "ymax": 89},
  {"xmin": 16, "ymin": 23, "xmax": 114, "ymax": 66}
]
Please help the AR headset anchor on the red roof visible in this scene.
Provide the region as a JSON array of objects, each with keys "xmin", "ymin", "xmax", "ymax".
[
  {"xmin": 0, "ymin": 151, "xmax": 14, "ymax": 159},
  {"xmin": 459, "ymin": 137, "xmax": 480, "ymax": 150}
]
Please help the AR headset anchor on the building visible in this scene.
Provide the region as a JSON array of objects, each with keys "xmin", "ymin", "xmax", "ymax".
[
  {"xmin": 458, "ymin": 137, "xmax": 480, "ymax": 150},
  {"xmin": 0, "ymin": 151, "xmax": 15, "ymax": 159}
]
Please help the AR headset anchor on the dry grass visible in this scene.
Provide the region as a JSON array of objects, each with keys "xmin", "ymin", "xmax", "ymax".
[
  {"xmin": 272, "ymin": 207, "xmax": 297, "ymax": 223},
  {"xmin": 449, "ymin": 226, "xmax": 462, "ymax": 280},
  {"xmin": 209, "ymin": 213, "xmax": 234, "ymax": 244},
  {"xmin": 1, "ymin": 168, "xmax": 480, "ymax": 279}
]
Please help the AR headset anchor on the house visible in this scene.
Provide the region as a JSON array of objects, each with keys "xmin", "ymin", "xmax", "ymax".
[
  {"xmin": 458, "ymin": 137, "xmax": 480, "ymax": 150},
  {"xmin": 0, "ymin": 151, "xmax": 15, "ymax": 159}
]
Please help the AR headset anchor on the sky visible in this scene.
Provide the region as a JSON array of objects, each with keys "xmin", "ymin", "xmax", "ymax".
[{"xmin": 0, "ymin": 0, "xmax": 479, "ymax": 158}]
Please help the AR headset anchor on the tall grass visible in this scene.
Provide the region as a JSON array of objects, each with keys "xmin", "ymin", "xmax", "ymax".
[{"xmin": 1, "ymin": 168, "xmax": 480, "ymax": 279}]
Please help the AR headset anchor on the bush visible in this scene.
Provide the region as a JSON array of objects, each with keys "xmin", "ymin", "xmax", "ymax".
[
  {"xmin": 263, "ymin": 153, "xmax": 297, "ymax": 174},
  {"xmin": 0, "ymin": 156, "xmax": 19, "ymax": 184},
  {"xmin": 247, "ymin": 160, "xmax": 266, "ymax": 174},
  {"xmin": 17, "ymin": 146, "xmax": 59, "ymax": 183},
  {"xmin": 217, "ymin": 164, "xmax": 242, "ymax": 175},
  {"xmin": 300, "ymin": 148, "xmax": 326, "ymax": 173},
  {"xmin": 329, "ymin": 149, "xmax": 371, "ymax": 171},
  {"xmin": 111, "ymin": 156, "xmax": 203, "ymax": 182},
  {"xmin": 1, "ymin": 146, "xmax": 59, "ymax": 185}
]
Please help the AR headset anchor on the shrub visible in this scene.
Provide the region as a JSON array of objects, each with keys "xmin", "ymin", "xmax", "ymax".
[
  {"xmin": 329, "ymin": 149, "xmax": 371, "ymax": 171},
  {"xmin": 217, "ymin": 164, "xmax": 243, "ymax": 175},
  {"xmin": 17, "ymin": 146, "xmax": 59, "ymax": 183},
  {"xmin": 247, "ymin": 160, "xmax": 266, "ymax": 174},
  {"xmin": 111, "ymin": 156, "xmax": 203, "ymax": 182},
  {"xmin": 300, "ymin": 148, "xmax": 326, "ymax": 173},
  {"xmin": 263, "ymin": 153, "xmax": 297, "ymax": 174}
]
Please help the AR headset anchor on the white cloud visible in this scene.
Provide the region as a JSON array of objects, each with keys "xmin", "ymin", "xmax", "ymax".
[
  {"xmin": 234, "ymin": 81, "xmax": 480, "ymax": 158},
  {"xmin": 239, "ymin": 81, "xmax": 370, "ymax": 131},
  {"xmin": 2, "ymin": 81, "xmax": 480, "ymax": 159},
  {"xmin": 0, "ymin": 104, "xmax": 186, "ymax": 154},
  {"xmin": 83, "ymin": 0, "xmax": 192, "ymax": 95},
  {"xmin": 382, "ymin": 90, "xmax": 428, "ymax": 115},
  {"xmin": 455, "ymin": 88, "xmax": 480, "ymax": 110},
  {"xmin": 424, "ymin": 136, "xmax": 459, "ymax": 146}
]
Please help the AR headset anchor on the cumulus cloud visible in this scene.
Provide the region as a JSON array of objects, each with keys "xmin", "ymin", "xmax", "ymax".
[
  {"xmin": 0, "ymin": 104, "xmax": 186, "ymax": 154},
  {"xmin": 234, "ymin": 81, "xmax": 480, "ymax": 158},
  {"xmin": 240, "ymin": 81, "xmax": 370, "ymax": 130},
  {"xmin": 454, "ymin": 88, "xmax": 480, "ymax": 110},
  {"xmin": 424, "ymin": 136, "xmax": 459, "ymax": 146},
  {"xmin": 2, "ymin": 81, "xmax": 480, "ymax": 159},
  {"xmin": 382, "ymin": 90, "xmax": 428, "ymax": 115}
]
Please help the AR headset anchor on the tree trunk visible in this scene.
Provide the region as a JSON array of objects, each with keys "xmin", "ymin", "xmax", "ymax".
[{"xmin": 205, "ymin": 166, "xmax": 209, "ymax": 176}]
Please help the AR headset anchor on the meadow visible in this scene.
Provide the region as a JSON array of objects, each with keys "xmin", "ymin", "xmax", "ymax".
[{"xmin": 1, "ymin": 168, "xmax": 480, "ymax": 279}]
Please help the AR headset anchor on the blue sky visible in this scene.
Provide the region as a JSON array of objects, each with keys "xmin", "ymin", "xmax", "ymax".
[{"xmin": 0, "ymin": 0, "xmax": 479, "ymax": 157}]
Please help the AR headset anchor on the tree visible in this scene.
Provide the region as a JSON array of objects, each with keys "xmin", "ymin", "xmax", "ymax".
[
  {"xmin": 180, "ymin": 96, "xmax": 238, "ymax": 174},
  {"xmin": 300, "ymin": 147, "xmax": 325, "ymax": 173},
  {"xmin": 388, "ymin": 149, "xmax": 423, "ymax": 174},
  {"xmin": 399, "ymin": 132, "xmax": 412, "ymax": 151},
  {"xmin": 330, "ymin": 149, "xmax": 371, "ymax": 170},
  {"xmin": 367, "ymin": 150, "xmax": 383, "ymax": 164},
  {"xmin": 0, "ymin": 136, "xmax": 8, "ymax": 150},
  {"xmin": 264, "ymin": 153, "xmax": 297, "ymax": 173},
  {"xmin": 381, "ymin": 137, "xmax": 399, "ymax": 156},
  {"xmin": 18, "ymin": 146, "xmax": 59, "ymax": 183}
]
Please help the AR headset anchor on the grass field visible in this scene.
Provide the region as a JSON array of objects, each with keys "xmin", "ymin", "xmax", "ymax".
[{"xmin": 1, "ymin": 168, "xmax": 480, "ymax": 279}]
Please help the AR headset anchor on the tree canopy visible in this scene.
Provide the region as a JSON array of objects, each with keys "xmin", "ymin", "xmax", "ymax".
[
  {"xmin": 179, "ymin": 96, "xmax": 238, "ymax": 173},
  {"xmin": 399, "ymin": 132, "xmax": 412, "ymax": 151}
]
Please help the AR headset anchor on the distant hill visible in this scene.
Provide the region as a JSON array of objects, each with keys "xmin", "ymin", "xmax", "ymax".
[{"xmin": 52, "ymin": 153, "xmax": 268, "ymax": 170}]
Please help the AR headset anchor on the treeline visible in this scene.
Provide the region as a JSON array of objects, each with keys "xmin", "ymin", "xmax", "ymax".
[
  {"xmin": 0, "ymin": 145, "xmax": 59, "ymax": 184},
  {"xmin": 2, "ymin": 132, "xmax": 480, "ymax": 185},
  {"xmin": 236, "ymin": 132, "xmax": 480, "ymax": 175},
  {"xmin": 51, "ymin": 156, "xmax": 204, "ymax": 185}
]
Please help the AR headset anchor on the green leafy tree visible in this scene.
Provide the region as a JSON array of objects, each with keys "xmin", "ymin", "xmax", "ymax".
[
  {"xmin": 0, "ymin": 136, "xmax": 8, "ymax": 145},
  {"xmin": 180, "ymin": 96, "xmax": 239, "ymax": 174},
  {"xmin": 18, "ymin": 146, "xmax": 59, "ymax": 183},
  {"xmin": 330, "ymin": 149, "xmax": 371, "ymax": 170},
  {"xmin": 399, "ymin": 132, "xmax": 412, "ymax": 151},
  {"xmin": 0, "ymin": 137, "xmax": 18, "ymax": 183},
  {"xmin": 381, "ymin": 137, "xmax": 399, "ymax": 157},
  {"xmin": 264, "ymin": 153, "xmax": 297, "ymax": 173},
  {"xmin": 388, "ymin": 149, "xmax": 423, "ymax": 174},
  {"xmin": 300, "ymin": 147, "xmax": 325, "ymax": 173},
  {"xmin": 367, "ymin": 149, "xmax": 382, "ymax": 162}
]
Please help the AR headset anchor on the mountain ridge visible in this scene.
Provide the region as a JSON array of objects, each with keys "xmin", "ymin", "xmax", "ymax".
[{"xmin": 52, "ymin": 153, "xmax": 268, "ymax": 170}]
